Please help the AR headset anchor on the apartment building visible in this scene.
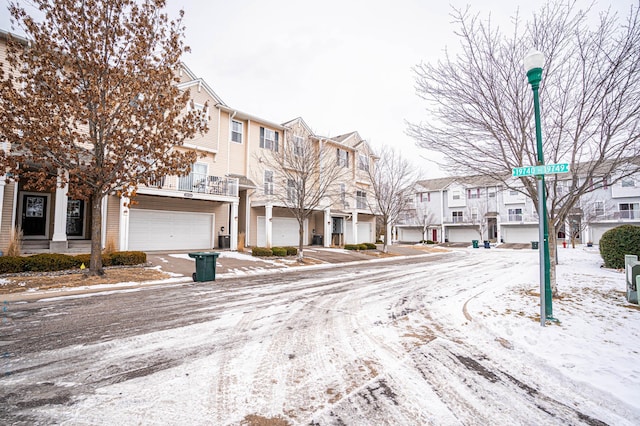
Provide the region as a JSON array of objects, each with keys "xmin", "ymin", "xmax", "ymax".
[
  {"xmin": 0, "ymin": 31, "xmax": 377, "ymax": 254},
  {"xmin": 396, "ymin": 170, "xmax": 640, "ymax": 245}
]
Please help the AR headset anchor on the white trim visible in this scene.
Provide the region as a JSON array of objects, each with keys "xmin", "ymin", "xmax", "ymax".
[{"xmin": 183, "ymin": 142, "xmax": 218, "ymax": 154}]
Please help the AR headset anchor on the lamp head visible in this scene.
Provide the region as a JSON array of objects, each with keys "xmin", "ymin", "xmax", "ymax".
[{"xmin": 524, "ymin": 48, "xmax": 544, "ymax": 88}]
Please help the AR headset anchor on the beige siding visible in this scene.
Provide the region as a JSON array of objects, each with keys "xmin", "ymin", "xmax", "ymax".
[
  {"xmin": 105, "ymin": 195, "xmax": 121, "ymax": 250},
  {"xmin": 0, "ymin": 181, "xmax": 17, "ymax": 252}
]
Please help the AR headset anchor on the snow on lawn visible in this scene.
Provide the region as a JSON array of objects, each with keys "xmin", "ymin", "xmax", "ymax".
[{"xmin": 460, "ymin": 246, "xmax": 640, "ymax": 410}]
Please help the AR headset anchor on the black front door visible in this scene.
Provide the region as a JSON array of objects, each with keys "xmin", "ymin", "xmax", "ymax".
[
  {"xmin": 66, "ymin": 199, "xmax": 85, "ymax": 237},
  {"xmin": 22, "ymin": 195, "xmax": 48, "ymax": 237}
]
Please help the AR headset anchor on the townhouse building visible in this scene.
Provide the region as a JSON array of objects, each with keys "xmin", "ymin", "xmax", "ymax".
[
  {"xmin": 396, "ymin": 169, "xmax": 640, "ymax": 245},
  {"xmin": 0, "ymin": 30, "xmax": 377, "ymax": 254}
]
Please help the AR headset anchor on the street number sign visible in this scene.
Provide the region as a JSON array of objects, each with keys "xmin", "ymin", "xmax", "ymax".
[{"xmin": 512, "ymin": 163, "xmax": 570, "ymax": 177}]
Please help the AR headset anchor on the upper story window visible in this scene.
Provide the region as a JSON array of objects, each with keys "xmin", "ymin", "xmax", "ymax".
[
  {"xmin": 452, "ymin": 211, "xmax": 463, "ymax": 223},
  {"xmin": 340, "ymin": 183, "xmax": 347, "ymax": 204},
  {"xmin": 188, "ymin": 101, "xmax": 209, "ymax": 126},
  {"xmin": 264, "ymin": 170, "xmax": 274, "ymax": 195},
  {"xmin": 357, "ymin": 154, "xmax": 369, "ymax": 172},
  {"xmin": 619, "ymin": 203, "xmax": 639, "ymax": 219},
  {"xmin": 337, "ymin": 149, "xmax": 349, "ymax": 168},
  {"xmin": 178, "ymin": 162, "xmax": 207, "ymax": 192},
  {"xmin": 508, "ymin": 208, "xmax": 523, "ymax": 222},
  {"xmin": 287, "ymin": 179, "xmax": 297, "ymax": 203},
  {"xmin": 356, "ymin": 190, "xmax": 367, "ymax": 209},
  {"xmin": 231, "ymin": 120, "xmax": 243, "ymax": 143},
  {"xmin": 621, "ymin": 178, "xmax": 636, "ymax": 188},
  {"xmin": 260, "ymin": 127, "xmax": 279, "ymax": 151},
  {"xmin": 488, "ymin": 188, "xmax": 496, "ymax": 198},
  {"xmin": 594, "ymin": 201, "xmax": 605, "ymax": 217},
  {"xmin": 420, "ymin": 192, "xmax": 430, "ymax": 203},
  {"xmin": 293, "ymin": 135, "xmax": 304, "ymax": 156},
  {"xmin": 467, "ymin": 188, "xmax": 480, "ymax": 199},
  {"xmin": 452, "ymin": 190, "xmax": 461, "ymax": 200}
]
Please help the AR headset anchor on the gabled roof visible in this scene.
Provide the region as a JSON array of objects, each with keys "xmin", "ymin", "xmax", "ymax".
[
  {"xmin": 282, "ymin": 117, "xmax": 314, "ymax": 135},
  {"xmin": 177, "ymin": 63, "xmax": 226, "ymax": 106},
  {"xmin": 416, "ymin": 174, "xmax": 505, "ymax": 191}
]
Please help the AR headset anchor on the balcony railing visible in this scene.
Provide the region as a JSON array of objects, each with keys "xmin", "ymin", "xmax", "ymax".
[
  {"xmin": 593, "ymin": 211, "xmax": 640, "ymax": 221},
  {"xmin": 146, "ymin": 174, "xmax": 239, "ymax": 197}
]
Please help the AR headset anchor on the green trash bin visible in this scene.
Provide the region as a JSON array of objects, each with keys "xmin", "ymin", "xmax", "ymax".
[
  {"xmin": 531, "ymin": 241, "xmax": 539, "ymax": 250},
  {"xmin": 472, "ymin": 240, "xmax": 479, "ymax": 248},
  {"xmin": 188, "ymin": 252, "xmax": 219, "ymax": 282}
]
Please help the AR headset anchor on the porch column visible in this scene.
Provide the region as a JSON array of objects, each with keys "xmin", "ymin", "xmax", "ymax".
[
  {"xmin": 324, "ymin": 207, "xmax": 331, "ymax": 247},
  {"xmin": 50, "ymin": 171, "xmax": 69, "ymax": 251},
  {"xmin": 265, "ymin": 203, "xmax": 273, "ymax": 248},
  {"xmin": 119, "ymin": 195, "xmax": 130, "ymax": 251},
  {"xmin": 352, "ymin": 209, "xmax": 358, "ymax": 244},
  {"xmin": 101, "ymin": 196, "xmax": 108, "ymax": 249},
  {"xmin": 496, "ymin": 214, "xmax": 502, "ymax": 244},
  {"xmin": 230, "ymin": 201, "xmax": 238, "ymax": 251}
]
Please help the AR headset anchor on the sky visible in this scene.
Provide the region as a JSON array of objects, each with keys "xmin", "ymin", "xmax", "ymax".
[{"xmin": 0, "ymin": 0, "xmax": 635, "ymax": 178}]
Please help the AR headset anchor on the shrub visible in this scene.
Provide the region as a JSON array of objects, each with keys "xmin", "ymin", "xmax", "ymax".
[
  {"xmin": 285, "ymin": 246, "xmax": 298, "ymax": 256},
  {"xmin": 375, "ymin": 239, "xmax": 383, "ymax": 244},
  {"xmin": 425, "ymin": 240, "xmax": 436, "ymax": 245},
  {"xmin": 599, "ymin": 225, "xmax": 640, "ymax": 269},
  {"xmin": 271, "ymin": 247, "xmax": 287, "ymax": 257},
  {"xmin": 344, "ymin": 244, "xmax": 360, "ymax": 250},
  {"xmin": 252, "ymin": 247, "xmax": 273, "ymax": 257},
  {"xmin": 0, "ymin": 256, "xmax": 27, "ymax": 274},
  {"xmin": 363, "ymin": 243, "xmax": 377, "ymax": 250},
  {"xmin": 358, "ymin": 244, "xmax": 368, "ymax": 250},
  {"xmin": 73, "ymin": 254, "xmax": 92, "ymax": 268},
  {"xmin": 23, "ymin": 253, "xmax": 77, "ymax": 272},
  {"xmin": 109, "ymin": 251, "xmax": 147, "ymax": 266}
]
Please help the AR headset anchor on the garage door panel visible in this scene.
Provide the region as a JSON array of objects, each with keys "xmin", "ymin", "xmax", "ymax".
[
  {"xmin": 501, "ymin": 225, "xmax": 537, "ymax": 244},
  {"xmin": 257, "ymin": 216, "xmax": 302, "ymax": 247},
  {"xmin": 448, "ymin": 228, "xmax": 479, "ymax": 243},
  {"xmin": 129, "ymin": 209, "xmax": 213, "ymax": 251}
]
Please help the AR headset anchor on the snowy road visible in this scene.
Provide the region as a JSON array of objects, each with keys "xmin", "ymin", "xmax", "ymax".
[{"xmin": 1, "ymin": 249, "xmax": 638, "ymax": 425}]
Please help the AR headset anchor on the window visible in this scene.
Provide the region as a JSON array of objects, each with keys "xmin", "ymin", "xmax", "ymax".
[
  {"xmin": 293, "ymin": 135, "xmax": 304, "ymax": 156},
  {"xmin": 340, "ymin": 184, "xmax": 347, "ymax": 207},
  {"xmin": 619, "ymin": 203, "xmax": 639, "ymax": 219},
  {"xmin": 452, "ymin": 190, "xmax": 461, "ymax": 200},
  {"xmin": 508, "ymin": 208, "xmax": 523, "ymax": 222},
  {"xmin": 452, "ymin": 211, "xmax": 463, "ymax": 223},
  {"xmin": 356, "ymin": 190, "xmax": 367, "ymax": 209},
  {"xmin": 287, "ymin": 179, "xmax": 297, "ymax": 203},
  {"xmin": 471, "ymin": 207, "xmax": 479, "ymax": 221},
  {"xmin": 264, "ymin": 170, "xmax": 274, "ymax": 195},
  {"xmin": 488, "ymin": 188, "xmax": 496, "ymax": 198},
  {"xmin": 509, "ymin": 190, "xmax": 519, "ymax": 196},
  {"xmin": 357, "ymin": 154, "xmax": 369, "ymax": 172},
  {"xmin": 337, "ymin": 149, "xmax": 349, "ymax": 168},
  {"xmin": 231, "ymin": 120, "xmax": 243, "ymax": 143},
  {"xmin": 420, "ymin": 192, "xmax": 430, "ymax": 203},
  {"xmin": 621, "ymin": 178, "xmax": 636, "ymax": 188},
  {"xmin": 188, "ymin": 100, "xmax": 209, "ymax": 126},
  {"xmin": 467, "ymin": 188, "xmax": 480, "ymax": 199},
  {"xmin": 594, "ymin": 201, "xmax": 605, "ymax": 217},
  {"xmin": 178, "ymin": 162, "xmax": 207, "ymax": 192},
  {"xmin": 260, "ymin": 127, "xmax": 279, "ymax": 151}
]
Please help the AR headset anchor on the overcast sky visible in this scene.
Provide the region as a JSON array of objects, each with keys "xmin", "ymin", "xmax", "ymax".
[{"xmin": 0, "ymin": 1, "xmax": 634, "ymax": 178}]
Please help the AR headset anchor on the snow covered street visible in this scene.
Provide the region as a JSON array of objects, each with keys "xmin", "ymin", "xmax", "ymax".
[{"xmin": 1, "ymin": 247, "xmax": 638, "ymax": 425}]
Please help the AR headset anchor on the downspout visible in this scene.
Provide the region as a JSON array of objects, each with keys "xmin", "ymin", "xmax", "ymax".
[{"xmin": 440, "ymin": 189, "xmax": 445, "ymax": 242}]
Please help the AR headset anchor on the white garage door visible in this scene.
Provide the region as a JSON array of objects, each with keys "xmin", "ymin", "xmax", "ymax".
[
  {"xmin": 345, "ymin": 221, "xmax": 373, "ymax": 244},
  {"xmin": 447, "ymin": 227, "xmax": 479, "ymax": 243},
  {"xmin": 257, "ymin": 216, "xmax": 301, "ymax": 247},
  {"xmin": 398, "ymin": 227, "xmax": 423, "ymax": 243},
  {"xmin": 591, "ymin": 225, "xmax": 614, "ymax": 245},
  {"xmin": 129, "ymin": 209, "xmax": 214, "ymax": 251},
  {"xmin": 501, "ymin": 225, "xmax": 538, "ymax": 243}
]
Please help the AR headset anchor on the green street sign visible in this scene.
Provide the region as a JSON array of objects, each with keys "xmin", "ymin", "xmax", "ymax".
[{"xmin": 512, "ymin": 163, "xmax": 570, "ymax": 177}]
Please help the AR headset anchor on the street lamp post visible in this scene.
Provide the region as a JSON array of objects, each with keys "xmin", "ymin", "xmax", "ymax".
[{"xmin": 524, "ymin": 49, "xmax": 553, "ymax": 326}]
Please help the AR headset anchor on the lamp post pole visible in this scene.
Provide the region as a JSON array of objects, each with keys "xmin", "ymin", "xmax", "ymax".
[{"xmin": 524, "ymin": 49, "xmax": 553, "ymax": 326}]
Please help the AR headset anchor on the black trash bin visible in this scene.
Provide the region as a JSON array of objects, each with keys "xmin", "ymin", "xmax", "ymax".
[
  {"xmin": 188, "ymin": 252, "xmax": 219, "ymax": 282},
  {"xmin": 218, "ymin": 235, "xmax": 230, "ymax": 249},
  {"xmin": 312, "ymin": 235, "xmax": 323, "ymax": 246},
  {"xmin": 483, "ymin": 240, "xmax": 491, "ymax": 249},
  {"xmin": 531, "ymin": 241, "xmax": 539, "ymax": 250}
]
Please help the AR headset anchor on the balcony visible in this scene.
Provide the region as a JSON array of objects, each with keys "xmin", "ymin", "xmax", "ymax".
[{"xmin": 144, "ymin": 174, "xmax": 239, "ymax": 197}]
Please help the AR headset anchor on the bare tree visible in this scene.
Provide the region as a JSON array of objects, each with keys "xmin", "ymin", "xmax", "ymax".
[
  {"xmin": 0, "ymin": 0, "xmax": 206, "ymax": 275},
  {"xmin": 257, "ymin": 133, "xmax": 348, "ymax": 260},
  {"xmin": 408, "ymin": 1, "xmax": 640, "ymax": 293},
  {"xmin": 367, "ymin": 146, "xmax": 417, "ymax": 253},
  {"xmin": 413, "ymin": 198, "xmax": 436, "ymax": 242},
  {"xmin": 466, "ymin": 202, "xmax": 489, "ymax": 242}
]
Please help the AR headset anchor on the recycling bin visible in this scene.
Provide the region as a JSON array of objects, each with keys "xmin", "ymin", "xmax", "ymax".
[
  {"xmin": 472, "ymin": 240, "xmax": 479, "ymax": 248},
  {"xmin": 188, "ymin": 252, "xmax": 219, "ymax": 282},
  {"xmin": 483, "ymin": 241, "xmax": 491, "ymax": 249},
  {"xmin": 531, "ymin": 241, "xmax": 539, "ymax": 250},
  {"xmin": 312, "ymin": 235, "xmax": 323, "ymax": 246}
]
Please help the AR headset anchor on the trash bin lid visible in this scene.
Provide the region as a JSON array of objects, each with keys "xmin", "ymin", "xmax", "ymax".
[{"xmin": 188, "ymin": 251, "xmax": 220, "ymax": 258}]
